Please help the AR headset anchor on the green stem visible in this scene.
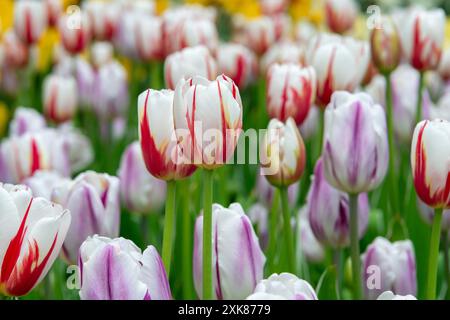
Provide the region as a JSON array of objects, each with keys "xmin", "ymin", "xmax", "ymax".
[
  {"xmin": 161, "ymin": 180, "xmax": 176, "ymax": 277},
  {"xmin": 181, "ymin": 179, "xmax": 194, "ymax": 299},
  {"xmin": 443, "ymin": 232, "xmax": 450, "ymax": 300},
  {"xmin": 384, "ymin": 73, "xmax": 400, "ymax": 216},
  {"xmin": 141, "ymin": 215, "xmax": 149, "ymax": 245},
  {"xmin": 266, "ymin": 190, "xmax": 280, "ymax": 274},
  {"xmin": 333, "ymin": 249, "xmax": 343, "ymax": 300},
  {"xmin": 202, "ymin": 170, "xmax": 214, "ymax": 300},
  {"xmin": 426, "ymin": 208, "xmax": 443, "ymax": 300},
  {"xmin": 349, "ymin": 193, "xmax": 362, "ymax": 300},
  {"xmin": 150, "ymin": 61, "xmax": 162, "ymax": 90},
  {"xmin": 416, "ymin": 71, "xmax": 424, "ymax": 125},
  {"xmin": 279, "ymin": 187, "xmax": 296, "ymax": 274}
]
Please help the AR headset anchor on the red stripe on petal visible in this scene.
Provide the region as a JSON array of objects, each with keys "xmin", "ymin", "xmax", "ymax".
[{"xmin": 30, "ymin": 138, "xmax": 41, "ymax": 176}]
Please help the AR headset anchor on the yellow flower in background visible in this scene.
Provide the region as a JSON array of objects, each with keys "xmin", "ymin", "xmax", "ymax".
[
  {"xmin": 0, "ymin": 0, "xmax": 14, "ymax": 38},
  {"xmin": 290, "ymin": 0, "xmax": 323, "ymax": 25},
  {"xmin": 36, "ymin": 28, "xmax": 60, "ymax": 72},
  {"xmin": 445, "ymin": 18, "xmax": 450, "ymax": 47},
  {"xmin": 352, "ymin": 15, "xmax": 369, "ymax": 40},
  {"xmin": 156, "ymin": 0, "xmax": 170, "ymax": 15},
  {"xmin": 0, "ymin": 102, "xmax": 9, "ymax": 138},
  {"xmin": 63, "ymin": 0, "xmax": 80, "ymax": 9}
]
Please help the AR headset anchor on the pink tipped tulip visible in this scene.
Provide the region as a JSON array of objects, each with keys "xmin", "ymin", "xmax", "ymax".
[
  {"xmin": 84, "ymin": 0, "xmax": 120, "ymax": 41},
  {"xmin": 59, "ymin": 12, "xmax": 91, "ymax": 55},
  {"xmin": 2, "ymin": 30, "xmax": 29, "ymax": 69},
  {"xmin": 0, "ymin": 184, "xmax": 71, "ymax": 297},
  {"xmin": 324, "ymin": 0, "xmax": 357, "ymax": 34},
  {"xmin": 79, "ymin": 235, "xmax": 171, "ymax": 300},
  {"xmin": 9, "ymin": 107, "xmax": 46, "ymax": 137},
  {"xmin": 14, "ymin": 0, "xmax": 47, "ymax": 45},
  {"xmin": 217, "ymin": 43, "xmax": 257, "ymax": 89},
  {"xmin": 44, "ymin": 0, "xmax": 62, "ymax": 27},
  {"xmin": 43, "ymin": 73, "xmax": 78, "ymax": 123}
]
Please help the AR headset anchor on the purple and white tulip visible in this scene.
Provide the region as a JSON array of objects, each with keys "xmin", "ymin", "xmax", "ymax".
[
  {"xmin": 9, "ymin": 107, "xmax": 46, "ymax": 137},
  {"xmin": 297, "ymin": 206, "xmax": 325, "ymax": 263}
]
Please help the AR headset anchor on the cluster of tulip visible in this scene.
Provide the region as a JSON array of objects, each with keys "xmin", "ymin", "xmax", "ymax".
[{"xmin": 0, "ymin": 0, "xmax": 449, "ymax": 301}]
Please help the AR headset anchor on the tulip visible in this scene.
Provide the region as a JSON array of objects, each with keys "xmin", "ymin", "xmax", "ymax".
[
  {"xmin": 216, "ymin": 43, "xmax": 257, "ymax": 89},
  {"xmin": 295, "ymin": 20, "xmax": 317, "ymax": 45},
  {"xmin": 51, "ymin": 171, "xmax": 120, "ymax": 263},
  {"xmin": 138, "ymin": 88, "xmax": 195, "ymax": 280},
  {"xmin": 299, "ymin": 105, "xmax": 319, "ymax": 140},
  {"xmin": 91, "ymin": 60, "xmax": 129, "ymax": 119},
  {"xmin": 118, "ymin": 0, "xmax": 155, "ymax": 15},
  {"xmin": 23, "ymin": 170, "xmax": 69, "ymax": 200},
  {"xmin": 297, "ymin": 206, "xmax": 325, "ymax": 264},
  {"xmin": 310, "ymin": 42, "xmax": 358, "ymax": 107},
  {"xmin": 370, "ymin": 16, "xmax": 401, "ymax": 75},
  {"xmin": 43, "ymin": 73, "xmax": 78, "ymax": 123},
  {"xmin": 134, "ymin": 14, "xmax": 164, "ymax": 61},
  {"xmin": 362, "ymin": 237, "xmax": 417, "ymax": 300},
  {"xmin": 260, "ymin": 42, "xmax": 305, "ymax": 74},
  {"xmin": 260, "ymin": 118, "xmax": 305, "ymax": 273},
  {"xmin": 246, "ymin": 273, "xmax": 317, "ymax": 300},
  {"xmin": 322, "ymin": 91, "xmax": 388, "ymax": 299},
  {"xmin": 411, "ymin": 119, "xmax": 450, "ymax": 299},
  {"xmin": 79, "ymin": 235, "xmax": 171, "ymax": 300},
  {"xmin": 437, "ymin": 48, "xmax": 450, "ymax": 81},
  {"xmin": 0, "ymin": 129, "xmax": 71, "ymax": 184},
  {"xmin": 307, "ymin": 158, "xmax": 369, "ymax": 248},
  {"xmin": 14, "ymin": 0, "xmax": 47, "ymax": 45},
  {"xmin": 324, "ymin": 0, "xmax": 357, "ymax": 34},
  {"xmin": 9, "ymin": 107, "xmax": 46, "ymax": 137},
  {"xmin": 266, "ymin": 63, "xmax": 316, "ymax": 125},
  {"xmin": 193, "ymin": 203, "xmax": 265, "ymax": 300},
  {"xmin": 260, "ymin": 0, "xmax": 287, "ymax": 16},
  {"xmin": 59, "ymin": 12, "xmax": 91, "ymax": 55},
  {"xmin": 0, "ymin": 183, "xmax": 71, "ymax": 297},
  {"xmin": 118, "ymin": 141, "xmax": 167, "ymax": 214},
  {"xmin": 2, "ymin": 30, "xmax": 29, "ymax": 69},
  {"xmin": 90, "ymin": 42, "xmax": 113, "ymax": 69},
  {"xmin": 44, "ymin": 0, "xmax": 62, "ymax": 27},
  {"xmin": 342, "ymin": 37, "xmax": 370, "ymax": 89},
  {"xmin": 84, "ymin": 0, "xmax": 120, "ymax": 41},
  {"xmin": 75, "ymin": 57, "xmax": 95, "ymax": 106},
  {"xmin": 173, "ymin": 75, "xmax": 243, "ymax": 299},
  {"xmin": 171, "ymin": 19, "xmax": 219, "ymax": 54},
  {"xmin": 164, "ymin": 46, "xmax": 217, "ymax": 90},
  {"xmin": 377, "ymin": 291, "xmax": 417, "ymax": 300},
  {"xmin": 238, "ymin": 16, "xmax": 277, "ymax": 55}
]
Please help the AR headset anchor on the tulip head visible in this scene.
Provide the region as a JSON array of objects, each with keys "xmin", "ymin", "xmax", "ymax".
[
  {"xmin": 260, "ymin": 118, "xmax": 306, "ymax": 188},
  {"xmin": 246, "ymin": 273, "xmax": 317, "ymax": 300},
  {"xmin": 23, "ymin": 170, "xmax": 69, "ymax": 200},
  {"xmin": 79, "ymin": 235, "xmax": 171, "ymax": 300},
  {"xmin": 84, "ymin": 0, "xmax": 120, "ymax": 41},
  {"xmin": 14, "ymin": 0, "xmax": 47, "ymax": 45},
  {"xmin": 297, "ymin": 207, "xmax": 325, "ymax": 264},
  {"xmin": 238, "ymin": 16, "xmax": 277, "ymax": 55},
  {"xmin": 118, "ymin": 141, "xmax": 167, "ymax": 214},
  {"xmin": 260, "ymin": 42, "xmax": 305, "ymax": 74},
  {"xmin": 217, "ymin": 43, "xmax": 257, "ymax": 89},
  {"xmin": 0, "ymin": 184, "xmax": 70, "ymax": 296},
  {"xmin": 2, "ymin": 30, "xmax": 29, "ymax": 69},
  {"xmin": 411, "ymin": 119, "xmax": 450, "ymax": 209},
  {"xmin": 134, "ymin": 14, "xmax": 164, "ymax": 61},
  {"xmin": 43, "ymin": 73, "xmax": 78, "ymax": 123},
  {"xmin": 173, "ymin": 75, "xmax": 243, "ymax": 170},
  {"xmin": 193, "ymin": 203, "xmax": 266, "ymax": 300},
  {"xmin": 9, "ymin": 107, "xmax": 46, "ymax": 137},
  {"xmin": 324, "ymin": 0, "xmax": 357, "ymax": 34},
  {"xmin": 138, "ymin": 88, "xmax": 196, "ymax": 180},
  {"xmin": 322, "ymin": 91, "xmax": 389, "ymax": 194},
  {"xmin": 362, "ymin": 237, "xmax": 417, "ymax": 300},
  {"xmin": 51, "ymin": 171, "xmax": 120, "ymax": 263},
  {"xmin": 266, "ymin": 63, "xmax": 316, "ymax": 125},
  {"xmin": 164, "ymin": 46, "xmax": 217, "ymax": 90},
  {"xmin": 44, "ymin": 0, "xmax": 62, "ymax": 27},
  {"xmin": 399, "ymin": 8, "xmax": 445, "ymax": 72},
  {"xmin": 370, "ymin": 16, "xmax": 401, "ymax": 75},
  {"xmin": 59, "ymin": 12, "xmax": 91, "ymax": 55}
]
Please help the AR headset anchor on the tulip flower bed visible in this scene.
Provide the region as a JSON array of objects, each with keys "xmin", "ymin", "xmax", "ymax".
[{"xmin": 0, "ymin": 0, "xmax": 449, "ymax": 302}]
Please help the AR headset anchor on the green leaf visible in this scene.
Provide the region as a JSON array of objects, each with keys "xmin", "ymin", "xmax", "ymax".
[{"xmin": 316, "ymin": 265, "xmax": 339, "ymax": 300}]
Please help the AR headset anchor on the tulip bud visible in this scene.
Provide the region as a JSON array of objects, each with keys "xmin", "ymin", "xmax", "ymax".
[
  {"xmin": 411, "ymin": 119, "xmax": 450, "ymax": 209},
  {"xmin": 322, "ymin": 91, "xmax": 389, "ymax": 194},
  {"xmin": 164, "ymin": 46, "xmax": 217, "ymax": 90},
  {"xmin": 266, "ymin": 63, "xmax": 316, "ymax": 125},
  {"xmin": 362, "ymin": 237, "xmax": 417, "ymax": 300},
  {"xmin": 172, "ymin": 19, "xmax": 219, "ymax": 54},
  {"xmin": 342, "ymin": 37, "xmax": 370, "ymax": 88},
  {"xmin": 0, "ymin": 129, "xmax": 70, "ymax": 183},
  {"xmin": 239, "ymin": 16, "xmax": 277, "ymax": 55},
  {"xmin": 256, "ymin": 170, "xmax": 299, "ymax": 207},
  {"xmin": 43, "ymin": 73, "xmax": 78, "ymax": 123},
  {"xmin": 92, "ymin": 60, "xmax": 129, "ymax": 119},
  {"xmin": 84, "ymin": 0, "xmax": 120, "ymax": 41},
  {"xmin": 134, "ymin": 14, "xmax": 164, "ymax": 61},
  {"xmin": 14, "ymin": 0, "xmax": 47, "ymax": 45},
  {"xmin": 260, "ymin": 42, "xmax": 305, "ymax": 74},
  {"xmin": 44, "ymin": 0, "xmax": 62, "ymax": 27},
  {"xmin": 79, "ymin": 235, "xmax": 171, "ymax": 300},
  {"xmin": 324, "ymin": 0, "xmax": 357, "ymax": 34},
  {"xmin": 260, "ymin": 118, "xmax": 306, "ymax": 188},
  {"xmin": 2, "ymin": 30, "xmax": 29, "ymax": 69},
  {"xmin": 399, "ymin": 8, "xmax": 445, "ymax": 72},
  {"xmin": 417, "ymin": 199, "xmax": 450, "ymax": 231},
  {"xmin": 90, "ymin": 41, "xmax": 113, "ymax": 69},
  {"xmin": 173, "ymin": 75, "xmax": 243, "ymax": 170},
  {"xmin": 307, "ymin": 158, "xmax": 369, "ymax": 248},
  {"xmin": 377, "ymin": 291, "xmax": 417, "ymax": 300},
  {"xmin": 370, "ymin": 17, "xmax": 401, "ymax": 75},
  {"xmin": 311, "ymin": 42, "xmax": 358, "ymax": 107},
  {"xmin": 138, "ymin": 88, "xmax": 196, "ymax": 180},
  {"xmin": 9, "ymin": 107, "xmax": 46, "ymax": 137},
  {"xmin": 23, "ymin": 170, "xmax": 69, "ymax": 200},
  {"xmin": 217, "ymin": 43, "xmax": 257, "ymax": 89},
  {"xmin": 297, "ymin": 206, "xmax": 325, "ymax": 263},
  {"xmin": 0, "ymin": 183, "xmax": 70, "ymax": 297},
  {"xmin": 51, "ymin": 171, "xmax": 120, "ymax": 263},
  {"xmin": 59, "ymin": 12, "xmax": 91, "ymax": 55},
  {"xmin": 246, "ymin": 273, "xmax": 317, "ymax": 300},
  {"xmin": 193, "ymin": 203, "xmax": 266, "ymax": 300},
  {"xmin": 118, "ymin": 141, "xmax": 167, "ymax": 214}
]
